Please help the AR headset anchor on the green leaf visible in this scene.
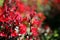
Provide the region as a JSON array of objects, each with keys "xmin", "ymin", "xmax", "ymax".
[
  {"xmin": 54, "ymin": 30, "xmax": 59, "ymax": 37},
  {"xmin": 0, "ymin": 0, "xmax": 4, "ymax": 6},
  {"xmin": 54, "ymin": 33, "xmax": 59, "ymax": 37}
]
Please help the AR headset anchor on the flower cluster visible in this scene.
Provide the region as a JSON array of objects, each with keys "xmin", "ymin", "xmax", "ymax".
[{"xmin": 0, "ymin": 0, "xmax": 49, "ymax": 40}]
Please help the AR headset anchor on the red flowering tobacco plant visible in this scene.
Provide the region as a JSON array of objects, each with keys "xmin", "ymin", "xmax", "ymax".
[{"xmin": 0, "ymin": 0, "xmax": 47, "ymax": 40}]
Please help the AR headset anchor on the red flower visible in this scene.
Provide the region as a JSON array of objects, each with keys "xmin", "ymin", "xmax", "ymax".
[
  {"xmin": 9, "ymin": 11, "xmax": 16, "ymax": 20},
  {"xmin": 0, "ymin": 15, "xmax": 5, "ymax": 22},
  {"xmin": 38, "ymin": 13, "xmax": 46, "ymax": 21},
  {"xmin": 19, "ymin": 24, "xmax": 27, "ymax": 34},
  {"xmin": 0, "ymin": 32, "xmax": 6, "ymax": 37},
  {"xmin": 32, "ymin": 19, "xmax": 40, "ymax": 26},
  {"xmin": 11, "ymin": 31, "xmax": 18, "ymax": 37},
  {"xmin": 4, "ymin": 17, "xmax": 10, "ymax": 22},
  {"xmin": 21, "ymin": 17, "xmax": 27, "ymax": 22},
  {"xmin": 31, "ymin": 26, "xmax": 38, "ymax": 37},
  {"xmin": 16, "ymin": 2, "xmax": 25, "ymax": 13},
  {"xmin": 0, "ymin": 7, "xmax": 3, "ymax": 15},
  {"xmin": 15, "ymin": 11, "xmax": 21, "ymax": 21},
  {"xmin": 30, "ymin": 10, "xmax": 36, "ymax": 17}
]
